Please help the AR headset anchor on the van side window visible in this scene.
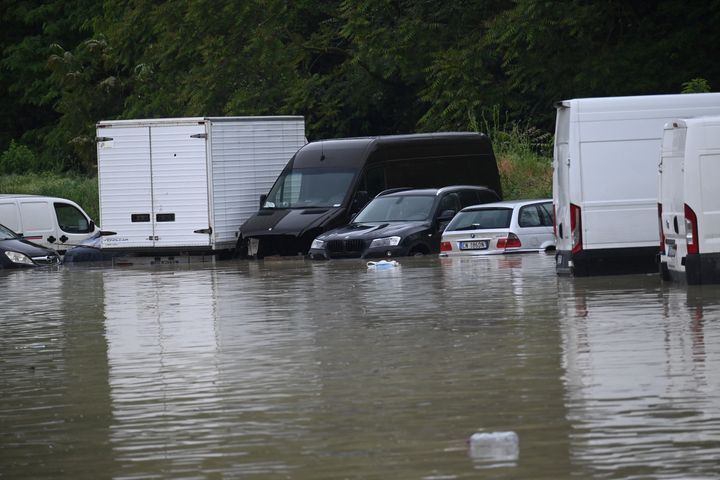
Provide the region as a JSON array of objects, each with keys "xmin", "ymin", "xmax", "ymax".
[{"xmin": 54, "ymin": 203, "xmax": 92, "ymax": 233}]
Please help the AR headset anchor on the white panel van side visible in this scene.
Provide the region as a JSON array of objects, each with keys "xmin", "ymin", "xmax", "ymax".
[
  {"xmin": 0, "ymin": 195, "xmax": 98, "ymax": 254},
  {"xmin": 554, "ymin": 93, "xmax": 720, "ymax": 276},
  {"xmin": 660, "ymin": 116, "xmax": 720, "ymax": 284}
]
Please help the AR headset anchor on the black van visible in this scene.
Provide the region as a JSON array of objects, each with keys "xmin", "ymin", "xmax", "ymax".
[{"xmin": 238, "ymin": 132, "xmax": 502, "ymax": 257}]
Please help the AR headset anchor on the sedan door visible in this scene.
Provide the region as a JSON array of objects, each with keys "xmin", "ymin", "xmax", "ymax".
[{"xmin": 516, "ymin": 202, "xmax": 554, "ymax": 250}]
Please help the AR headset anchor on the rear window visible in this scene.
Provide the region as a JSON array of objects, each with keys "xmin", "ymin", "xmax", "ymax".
[{"xmin": 445, "ymin": 208, "xmax": 512, "ymax": 231}]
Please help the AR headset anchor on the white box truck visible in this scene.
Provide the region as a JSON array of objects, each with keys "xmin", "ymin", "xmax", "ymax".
[
  {"xmin": 96, "ymin": 116, "xmax": 305, "ymax": 256},
  {"xmin": 553, "ymin": 93, "xmax": 720, "ymax": 276},
  {"xmin": 659, "ymin": 115, "xmax": 720, "ymax": 284}
]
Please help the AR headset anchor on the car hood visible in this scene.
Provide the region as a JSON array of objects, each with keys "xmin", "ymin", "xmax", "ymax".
[
  {"xmin": 319, "ymin": 221, "xmax": 429, "ymax": 241},
  {"xmin": 1, "ymin": 238, "xmax": 56, "ymax": 257},
  {"xmin": 241, "ymin": 208, "xmax": 343, "ymax": 237}
]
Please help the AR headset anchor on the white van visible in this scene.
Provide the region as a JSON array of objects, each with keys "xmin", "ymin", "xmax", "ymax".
[
  {"xmin": 659, "ymin": 116, "xmax": 720, "ymax": 284},
  {"xmin": 553, "ymin": 93, "xmax": 720, "ymax": 276},
  {"xmin": 0, "ymin": 195, "xmax": 98, "ymax": 253}
]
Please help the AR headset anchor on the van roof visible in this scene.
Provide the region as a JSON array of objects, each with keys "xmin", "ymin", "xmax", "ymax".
[
  {"xmin": 556, "ymin": 92, "xmax": 720, "ymax": 113},
  {"xmin": 292, "ymin": 132, "xmax": 492, "ymax": 169}
]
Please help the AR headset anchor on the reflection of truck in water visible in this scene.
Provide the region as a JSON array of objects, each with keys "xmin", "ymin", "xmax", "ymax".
[{"xmin": 237, "ymin": 133, "xmax": 502, "ymax": 258}]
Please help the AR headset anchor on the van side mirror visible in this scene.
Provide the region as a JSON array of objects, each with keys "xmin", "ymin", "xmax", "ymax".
[
  {"xmin": 99, "ymin": 230, "xmax": 117, "ymax": 236},
  {"xmin": 259, "ymin": 194, "xmax": 268, "ymax": 209}
]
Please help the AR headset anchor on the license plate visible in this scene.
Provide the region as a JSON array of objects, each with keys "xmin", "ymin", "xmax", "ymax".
[{"xmin": 459, "ymin": 240, "xmax": 488, "ymax": 250}]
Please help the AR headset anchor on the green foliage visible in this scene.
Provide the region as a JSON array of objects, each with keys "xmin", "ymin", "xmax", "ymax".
[
  {"xmin": 682, "ymin": 78, "xmax": 711, "ymax": 93},
  {"xmin": 3, "ymin": 0, "xmax": 720, "ymax": 171},
  {"xmin": 0, "ymin": 140, "xmax": 62, "ymax": 174},
  {"xmin": 0, "ymin": 173, "xmax": 99, "ymax": 221},
  {"xmin": 471, "ymin": 108, "xmax": 553, "ymax": 200}
]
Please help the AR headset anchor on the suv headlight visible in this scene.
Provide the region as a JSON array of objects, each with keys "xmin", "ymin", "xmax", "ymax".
[
  {"xmin": 370, "ymin": 236, "xmax": 401, "ymax": 248},
  {"xmin": 310, "ymin": 238, "xmax": 325, "ymax": 250},
  {"xmin": 4, "ymin": 251, "xmax": 34, "ymax": 265}
]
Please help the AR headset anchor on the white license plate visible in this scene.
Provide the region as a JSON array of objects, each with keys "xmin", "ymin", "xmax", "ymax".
[{"xmin": 459, "ymin": 240, "xmax": 488, "ymax": 250}]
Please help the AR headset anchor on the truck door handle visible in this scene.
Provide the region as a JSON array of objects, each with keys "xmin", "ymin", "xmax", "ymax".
[
  {"xmin": 59, "ymin": 235, "xmax": 68, "ymax": 243},
  {"xmin": 47, "ymin": 236, "xmax": 56, "ymax": 243}
]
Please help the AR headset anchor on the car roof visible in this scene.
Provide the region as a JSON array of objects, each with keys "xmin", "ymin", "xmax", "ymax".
[
  {"xmin": 459, "ymin": 199, "xmax": 551, "ymax": 211},
  {"xmin": 377, "ymin": 185, "xmax": 497, "ymax": 197}
]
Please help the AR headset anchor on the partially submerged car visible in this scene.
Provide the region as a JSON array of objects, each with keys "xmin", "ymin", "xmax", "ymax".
[
  {"xmin": 309, "ymin": 186, "xmax": 500, "ymax": 259},
  {"xmin": 0, "ymin": 223, "xmax": 61, "ymax": 268},
  {"xmin": 440, "ymin": 199, "xmax": 555, "ymax": 256}
]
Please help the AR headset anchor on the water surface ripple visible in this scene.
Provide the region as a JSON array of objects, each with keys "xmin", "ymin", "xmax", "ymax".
[{"xmin": 2, "ymin": 254, "xmax": 720, "ymax": 479}]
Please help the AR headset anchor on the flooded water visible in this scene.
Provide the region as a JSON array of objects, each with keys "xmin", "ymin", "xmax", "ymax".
[{"xmin": 2, "ymin": 254, "xmax": 720, "ymax": 479}]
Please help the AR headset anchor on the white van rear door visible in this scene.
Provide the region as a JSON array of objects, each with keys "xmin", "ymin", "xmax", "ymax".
[{"xmin": 553, "ymin": 104, "xmax": 571, "ymax": 250}]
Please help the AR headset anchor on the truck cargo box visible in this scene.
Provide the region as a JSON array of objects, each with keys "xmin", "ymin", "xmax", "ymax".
[{"xmin": 96, "ymin": 116, "xmax": 305, "ymax": 254}]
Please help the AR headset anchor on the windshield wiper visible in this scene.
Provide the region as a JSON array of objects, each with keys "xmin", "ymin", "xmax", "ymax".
[{"xmin": 454, "ymin": 224, "xmax": 484, "ymax": 231}]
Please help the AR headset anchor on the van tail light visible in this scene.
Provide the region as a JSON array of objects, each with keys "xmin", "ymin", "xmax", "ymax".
[
  {"xmin": 684, "ymin": 204, "xmax": 699, "ymax": 254},
  {"xmin": 497, "ymin": 232, "xmax": 522, "ymax": 250},
  {"xmin": 658, "ymin": 203, "xmax": 665, "ymax": 254},
  {"xmin": 440, "ymin": 241, "xmax": 452, "ymax": 252},
  {"xmin": 552, "ymin": 204, "xmax": 557, "ymax": 238},
  {"xmin": 570, "ymin": 203, "xmax": 582, "ymax": 254}
]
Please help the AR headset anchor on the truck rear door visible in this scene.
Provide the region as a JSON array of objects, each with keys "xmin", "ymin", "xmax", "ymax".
[{"xmin": 150, "ymin": 124, "xmax": 210, "ymax": 248}]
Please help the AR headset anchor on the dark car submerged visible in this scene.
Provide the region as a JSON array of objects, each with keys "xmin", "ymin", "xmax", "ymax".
[
  {"xmin": 308, "ymin": 186, "xmax": 500, "ymax": 259},
  {"xmin": 0, "ymin": 223, "xmax": 61, "ymax": 268}
]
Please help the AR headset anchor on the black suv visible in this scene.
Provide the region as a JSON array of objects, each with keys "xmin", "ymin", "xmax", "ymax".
[{"xmin": 308, "ymin": 186, "xmax": 500, "ymax": 259}]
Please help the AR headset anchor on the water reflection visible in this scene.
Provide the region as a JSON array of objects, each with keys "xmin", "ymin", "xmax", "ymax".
[
  {"xmin": 559, "ymin": 276, "xmax": 720, "ymax": 478},
  {"xmin": 3, "ymin": 255, "xmax": 720, "ymax": 479}
]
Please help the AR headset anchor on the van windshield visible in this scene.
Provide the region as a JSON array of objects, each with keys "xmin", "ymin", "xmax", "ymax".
[
  {"xmin": 354, "ymin": 195, "xmax": 435, "ymax": 222},
  {"xmin": 263, "ymin": 168, "xmax": 357, "ymax": 209}
]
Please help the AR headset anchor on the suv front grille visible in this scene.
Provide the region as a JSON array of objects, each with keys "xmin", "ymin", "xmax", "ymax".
[{"xmin": 327, "ymin": 239, "xmax": 365, "ymax": 254}]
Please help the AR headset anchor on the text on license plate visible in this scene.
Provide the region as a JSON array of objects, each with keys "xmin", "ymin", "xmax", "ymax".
[{"xmin": 459, "ymin": 240, "xmax": 488, "ymax": 250}]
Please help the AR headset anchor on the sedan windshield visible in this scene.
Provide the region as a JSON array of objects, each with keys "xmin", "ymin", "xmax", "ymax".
[
  {"xmin": 446, "ymin": 207, "xmax": 513, "ymax": 231},
  {"xmin": 264, "ymin": 168, "xmax": 357, "ymax": 208},
  {"xmin": 354, "ymin": 195, "xmax": 435, "ymax": 222},
  {"xmin": 0, "ymin": 224, "xmax": 18, "ymax": 240}
]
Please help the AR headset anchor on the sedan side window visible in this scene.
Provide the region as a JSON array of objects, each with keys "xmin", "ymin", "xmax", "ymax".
[
  {"xmin": 518, "ymin": 205, "xmax": 542, "ymax": 227},
  {"xmin": 538, "ymin": 202, "xmax": 554, "ymax": 227}
]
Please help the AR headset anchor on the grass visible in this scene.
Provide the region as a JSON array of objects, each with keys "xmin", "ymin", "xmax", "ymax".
[{"xmin": 0, "ymin": 173, "xmax": 99, "ymax": 221}]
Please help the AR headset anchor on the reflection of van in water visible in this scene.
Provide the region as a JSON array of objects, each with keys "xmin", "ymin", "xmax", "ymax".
[
  {"xmin": 0, "ymin": 195, "xmax": 98, "ymax": 254},
  {"xmin": 238, "ymin": 132, "xmax": 502, "ymax": 257}
]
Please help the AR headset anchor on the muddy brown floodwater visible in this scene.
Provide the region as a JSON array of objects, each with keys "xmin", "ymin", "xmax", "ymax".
[{"xmin": 2, "ymin": 253, "xmax": 720, "ymax": 479}]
